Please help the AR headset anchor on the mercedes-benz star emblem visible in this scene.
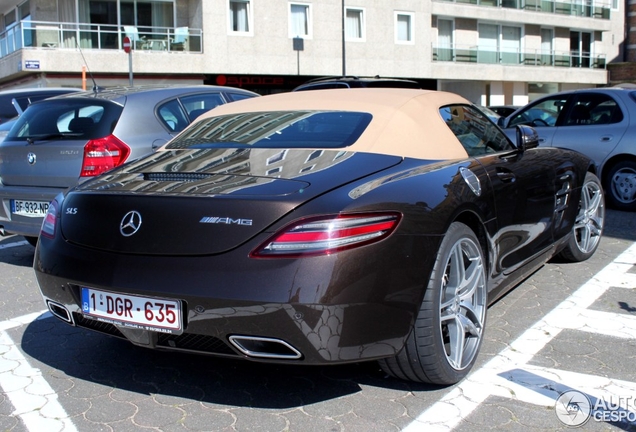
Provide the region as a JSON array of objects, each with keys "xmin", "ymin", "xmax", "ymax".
[
  {"xmin": 120, "ymin": 210, "xmax": 142, "ymax": 237},
  {"xmin": 27, "ymin": 152, "xmax": 36, "ymax": 165}
]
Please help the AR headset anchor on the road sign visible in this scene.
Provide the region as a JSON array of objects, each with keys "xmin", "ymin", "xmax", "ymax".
[{"xmin": 123, "ymin": 36, "xmax": 132, "ymax": 53}]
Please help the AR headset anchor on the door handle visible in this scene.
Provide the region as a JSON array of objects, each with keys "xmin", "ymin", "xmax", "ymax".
[
  {"xmin": 600, "ymin": 136, "xmax": 613, "ymax": 142},
  {"xmin": 496, "ymin": 169, "xmax": 516, "ymax": 183}
]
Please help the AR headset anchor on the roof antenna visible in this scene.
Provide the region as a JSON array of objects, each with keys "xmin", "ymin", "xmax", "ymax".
[{"xmin": 75, "ymin": 39, "xmax": 103, "ymax": 93}]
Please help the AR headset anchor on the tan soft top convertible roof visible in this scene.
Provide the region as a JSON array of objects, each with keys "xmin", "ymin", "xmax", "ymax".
[{"xmin": 202, "ymin": 88, "xmax": 471, "ymax": 160}]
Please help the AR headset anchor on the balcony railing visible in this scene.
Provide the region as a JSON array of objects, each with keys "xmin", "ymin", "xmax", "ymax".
[
  {"xmin": 432, "ymin": 45, "xmax": 607, "ymax": 68},
  {"xmin": 0, "ymin": 20, "xmax": 202, "ymax": 59},
  {"xmin": 436, "ymin": 0, "xmax": 611, "ymax": 19}
]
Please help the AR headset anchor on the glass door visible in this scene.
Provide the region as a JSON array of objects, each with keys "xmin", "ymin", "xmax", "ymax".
[
  {"xmin": 478, "ymin": 23, "xmax": 498, "ymax": 64},
  {"xmin": 501, "ymin": 26, "xmax": 521, "ymax": 64},
  {"xmin": 438, "ymin": 19, "xmax": 453, "ymax": 61},
  {"xmin": 540, "ymin": 28, "xmax": 553, "ymax": 65}
]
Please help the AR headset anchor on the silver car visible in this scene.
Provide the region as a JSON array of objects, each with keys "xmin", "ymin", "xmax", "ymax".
[
  {"xmin": 500, "ymin": 87, "xmax": 636, "ymax": 211},
  {"xmin": 0, "ymin": 85, "xmax": 258, "ymax": 245}
]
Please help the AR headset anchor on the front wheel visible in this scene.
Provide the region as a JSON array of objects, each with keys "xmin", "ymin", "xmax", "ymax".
[
  {"xmin": 379, "ymin": 222, "xmax": 487, "ymax": 385},
  {"xmin": 558, "ymin": 172, "xmax": 604, "ymax": 262},
  {"xmin": 605, "ymin": 160, "xmax": 636, "ymax": 211}
]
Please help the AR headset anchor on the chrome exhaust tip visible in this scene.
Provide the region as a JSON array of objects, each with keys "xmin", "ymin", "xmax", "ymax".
[
  {"xmin": 229, "ymin": 335, "xmax": 302, "ymax": 360},
  {"xmin": 46, "ymin": 300, "xmax": 74, "ymax": 324},
  {"xmin": 0, "ymin": 226, "xmax": 5, "ymax": 236}
]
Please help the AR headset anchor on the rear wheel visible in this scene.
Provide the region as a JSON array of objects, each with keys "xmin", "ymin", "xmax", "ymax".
[
  {"xmin": 379, "ymin": 222, "xmax": 487, "ymax": 385},
  {"xmin": 25, "ymin": 236, "xmax": 38, "ymax": 247},
  {"xmin": 605, "ymin": 160, "xmax": 636, "ymax": 211},
  {"xmin": 558, "ymin": 172, "xmax": 604, "ymax": 262}
]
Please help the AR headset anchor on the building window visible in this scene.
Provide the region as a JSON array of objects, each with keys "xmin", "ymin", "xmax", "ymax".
[
  {"xmin": 305, "ymin": 150, "xmax": 323, "ymax": 163},
  {"xmin": 289, "ymin": 3, "xmax": 311, "ymax": 38},
  {"xmin": 267, "ymin": 150, "xmax": 287, "ymax": 165},
  {"xmin": 229, "ymin": 0, "xmax": 252, "ymax": 34},
  {"xmin": 395, "ymin": 12, "xmax": 413, "ymax": 44},
  {"xmin": 18, "ymin": 1, "xmax": 30, "ymax": 20},
  {"xmin": 345, "ymin": 8, "xmax": 365, "ymax": 41},
  {"xmin": 478, "ymin": 23, "xmax": 522, "ymax": 65},
  {"xmin": 333, "ymin": 151, "xmax": 347, "ymax": 160},
  {"xmin": 570, "ymin": 31, "xmax": 592, "ymax": 68},
  {"xmin": 4, "ymin": 10, "xmax": 16, "ymax": 29}
]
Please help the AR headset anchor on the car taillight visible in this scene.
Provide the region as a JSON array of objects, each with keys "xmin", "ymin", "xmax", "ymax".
[
  {"xmin": 40, "ymin": 199, "xmax": 59, "ymax": 239},
  {"xmin": 80, "ymin": 135, "xmax": 131, "ymax": 177},
  {"xmin": 250, "ymin": 212, "xmax": 401, "ymax": 258}
]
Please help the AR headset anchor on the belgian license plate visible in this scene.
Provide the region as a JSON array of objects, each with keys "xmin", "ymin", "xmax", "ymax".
[
  {"xmin": 10, "ymin": 199, "xmax": 49, "ymax": 217},
  {"xmin": 81, "ymin": 287, "xmax": 182, "ymax": 334}
]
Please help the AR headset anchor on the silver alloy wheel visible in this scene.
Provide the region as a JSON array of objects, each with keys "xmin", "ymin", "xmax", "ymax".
[
  {"xmin": 439, "ymin": 236, "xmax": 487, "ymax": 370},
  {"xmin": 574, "ymin": 178, "xmax": 604, "ymax": 254},
  {"xmin": 611, "ymin": 166, "xmax": 636, "ymax": 204}
]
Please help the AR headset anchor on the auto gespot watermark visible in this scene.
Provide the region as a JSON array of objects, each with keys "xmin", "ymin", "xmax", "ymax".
[{"xmin": 555, "ymin": 390, "xmax": 636, "ymax": 427}]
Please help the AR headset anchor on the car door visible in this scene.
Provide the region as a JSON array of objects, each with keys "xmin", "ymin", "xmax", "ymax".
[
  {"xmin": 504, "ymin": 94, "xmax": 569, "ymax": 147},
  {"xmin": 550, "ymin": 92, "xmax": 628, "ymax": 168},
  {"xmin": 441, "ymin": 104, "xmax": 558, "ymax": 276}
]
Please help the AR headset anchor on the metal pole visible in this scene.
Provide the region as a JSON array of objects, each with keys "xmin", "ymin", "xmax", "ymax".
[
  {"xmin": 128, "ymin": 50, "xmax": 133, "ymax": 86},
  {"xmin": 342, "ymin": 0, "xmax": 346, "ymax": 76}
]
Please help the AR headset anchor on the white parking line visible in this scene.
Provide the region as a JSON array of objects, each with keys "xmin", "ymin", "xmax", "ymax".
[
  {"xmin": 404, "ymin": 241, "xmax": 636, "ymax": 431},
  {"xmin": 0, "ymin": 311, "xmax": 77, "ymax": 432},
  {"xmin": 0, "ymin": 240, "xmax": 28, "ymax": 250}
]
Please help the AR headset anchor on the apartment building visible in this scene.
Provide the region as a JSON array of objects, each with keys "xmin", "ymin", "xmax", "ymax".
[{"xmin": 0, "ymin": 0, "xmax": 624, "ymax": 106}]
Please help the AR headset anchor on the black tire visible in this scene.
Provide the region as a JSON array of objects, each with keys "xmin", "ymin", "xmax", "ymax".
[
  {"xmin": 25, "ymin": 236, "xmax": 38, "ymax": 247},
  {"xmin": 378, "ymin": 222, "xmax": 487, "ymax": 385},
  {"xmin": 605, "ymin": 160, "xmax": 636, "ymax": 211},
  {"xmin": 559, "ymin": 172, "xmax": 604, "ymax": 262}
]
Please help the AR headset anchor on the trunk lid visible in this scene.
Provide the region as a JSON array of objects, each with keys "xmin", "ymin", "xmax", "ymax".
[{"xmin": 60, "ymin": 148, "xmax": 402, "ymax": 255}]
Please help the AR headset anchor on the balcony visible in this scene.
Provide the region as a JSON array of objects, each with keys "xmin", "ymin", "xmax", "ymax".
[
  {"xmin": 435, "ymin": 0, "xmax": 611, "ymax": 19},
  {"xmin": 432, "ymin": 45, "xmax": 607, "ymax": 69},
  {"xmin": 0, "ymin": 20, "xmax": 203, "ymax": 59}
]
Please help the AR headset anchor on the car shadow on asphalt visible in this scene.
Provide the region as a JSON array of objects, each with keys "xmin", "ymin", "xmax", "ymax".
[
  {"xmin": 0, "ymin": 238, "xmax": 35, "ymax": 268},
  {"xmin": 20, "ymin": 315, "xmax": 443, "ymax": 408}
]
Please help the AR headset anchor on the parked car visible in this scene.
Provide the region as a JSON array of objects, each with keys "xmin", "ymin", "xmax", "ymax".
[
  {"xmin": 33, "ymin": 88, "xmax": 604, "ymax": 385},
  {"xmin": 499, "ymin": 87, "xmax": 636, "ymax": 210},
  {"xmin": 487, "ymin": 105, "xmax": 519, "ymax": 117},
  {"xmin": 0, "ymin": 87, "xmax": 82, "ymax": 124},
  {"xmin": 293, "ymin": 75, "xmax": 421, "ymax": 91},
  {"xmin": 477, "ymin": 105, "xmax": 502, "ymax": 123},
  {"xmin": 0, "ymin": 84, "xmax": 259, "ymax": 245}
]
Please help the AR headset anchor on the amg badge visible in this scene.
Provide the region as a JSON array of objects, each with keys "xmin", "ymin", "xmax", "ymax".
[{"xmin": 199, "ymin": 217, "xmax": 253, "ymax": 226}]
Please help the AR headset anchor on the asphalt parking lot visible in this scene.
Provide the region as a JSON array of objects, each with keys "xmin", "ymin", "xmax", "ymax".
[{"xmin": 0, "ymin": 208, "xmax": 634, "ymax": 431}]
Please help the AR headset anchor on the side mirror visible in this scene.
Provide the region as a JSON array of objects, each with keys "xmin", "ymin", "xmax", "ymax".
[{"xmin": 515, "ymin": 125, "xmax": 539, "ymax": 152}]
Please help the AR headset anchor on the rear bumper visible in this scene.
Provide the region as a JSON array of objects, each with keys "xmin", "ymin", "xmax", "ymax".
[
  {"xmin": 0, "ymin": 184, "xmax": 63, "ymax": 237},
  {"xmin": 33, "ymin": 231, "xmax": 440, "ymax": 365}
]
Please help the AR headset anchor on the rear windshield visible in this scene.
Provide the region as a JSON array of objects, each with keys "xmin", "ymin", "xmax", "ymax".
[
  {"xmin": 6, "ymin": 98, "xmax": 123, "ymax": 142},
  {"xmin": 166, "ymin": 110, "xmax": 372, "ymax": 149}
]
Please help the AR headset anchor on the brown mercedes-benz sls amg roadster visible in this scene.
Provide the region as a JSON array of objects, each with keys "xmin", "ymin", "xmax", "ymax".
[{"xmin": 34, "ymin": 89, "xmax": 604, "ymax": 385}]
